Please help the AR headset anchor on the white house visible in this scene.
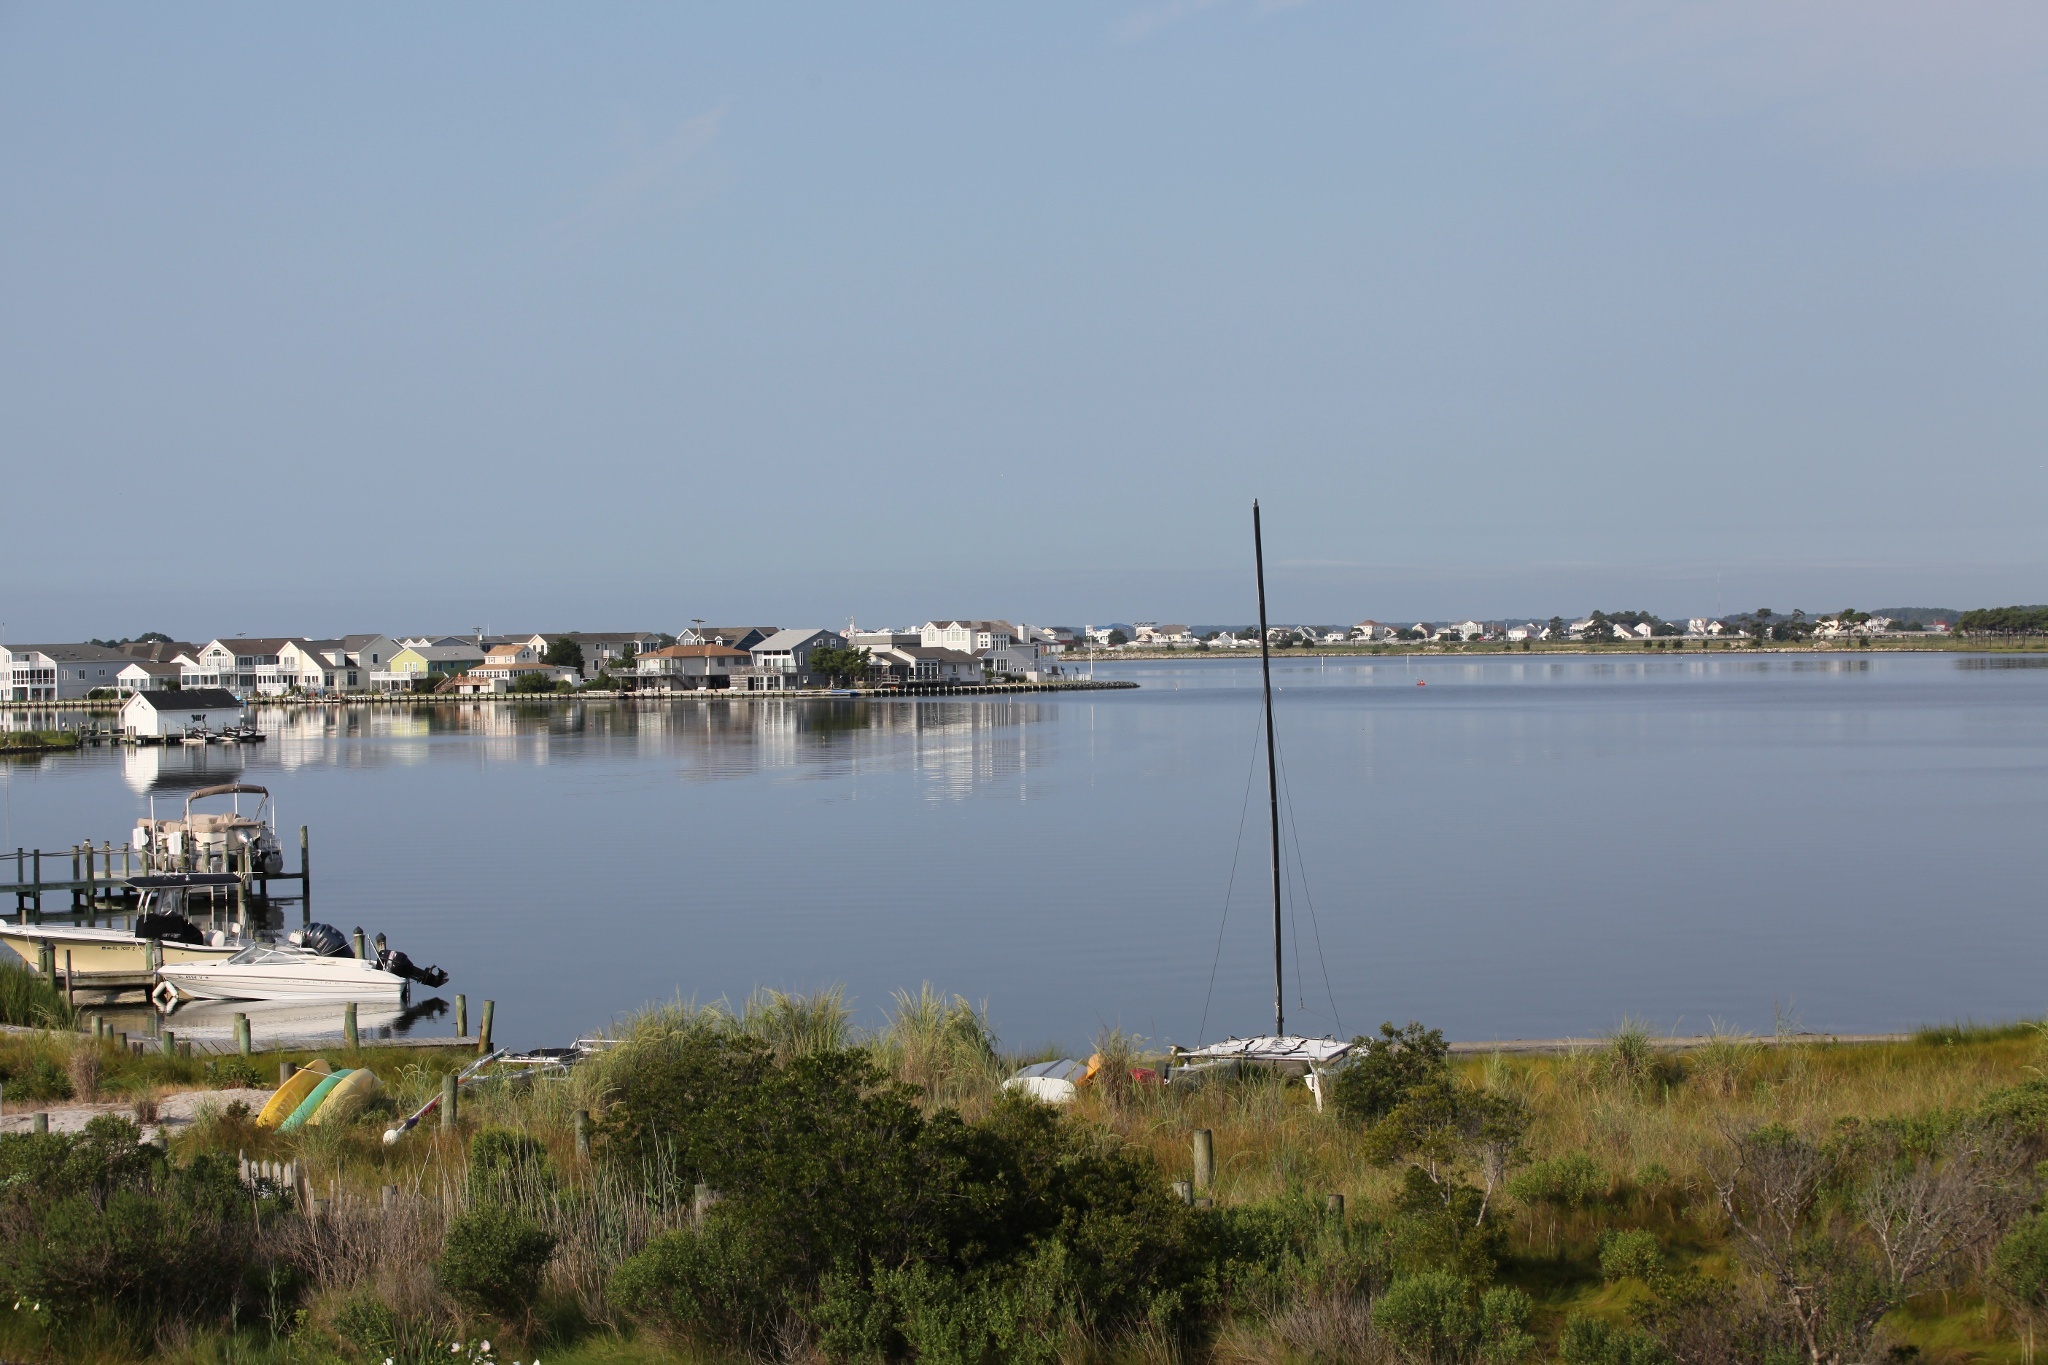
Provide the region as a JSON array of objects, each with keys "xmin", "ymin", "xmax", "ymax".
[
  {"xmin": 871, "ymin": 646, "xmax": 984, "ymax": 685},
  {"xmin": 120, "ymin": 688, "xmax": 244, "ymax": 739},
  {"xmin": 115, "ymin": 660, "xmax": 184, "ymax": 694},
  {"xmin": 1, "ymin": 644, "xmax": 131, "ymax": 700},
  {"xmin": 634, "ymin": 643, "xmax": 750, "ymax": 691},
  {"xmin": 921, "ymin": 621, "xmax": 1017, "ymax": 654}
]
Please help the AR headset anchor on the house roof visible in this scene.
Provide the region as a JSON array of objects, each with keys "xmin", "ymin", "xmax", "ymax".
[
  {"xmin": 686, "ymin": 626, "xmax": 778, "ymax": 646},
  {"xmin": 127, "ymin": 689, "xmax": 243, "ymax": 711},
  {"xmin": 643, "ymin": 644, "xmax": 748, "ymax": 659},
  {"xmin": 119, "ymin": 660, "xmax": 183, "ymax": 676},
  {"xmin": 753, "ymin": 629, "xmax": 839, "ymax": 651},
  {"xmin": 892, "ymin": 647, "xmax": 980, "ymax": 664},
  {"xmin": 202, "ymin": 638, "xmax": 298, "ymax": 656},
  {"xmin": 925, "ymin": 620, "xmax": 1016, "ymax": 634},
  {"xmin": 554, "ymin": 631, "xmax": 662, "ymax": 645},
  {"xmin": 8, "ymin": 643, "xmax": 133, "ymax": 663},
  {"xmin": 403, "ymin": 644, "xmax": 484, "ymax": 661},
  {"xmin": 115, "ymin": 641, "xmax": 197, "ymax": 662}
]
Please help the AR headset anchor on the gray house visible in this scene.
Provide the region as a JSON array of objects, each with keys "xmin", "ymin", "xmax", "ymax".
[{"xmin": 740, "ymin": 629, "xmax": 844, "ymax": 691}]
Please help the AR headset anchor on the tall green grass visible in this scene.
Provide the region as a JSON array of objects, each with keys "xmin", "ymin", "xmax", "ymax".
[{"xmin": 0, "ymin": 959, "xmax": 74, "ymax": 1028}]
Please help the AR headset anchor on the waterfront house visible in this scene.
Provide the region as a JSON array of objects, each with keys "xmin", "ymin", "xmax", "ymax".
[
  {"xmin": 550, "ymin": 631, "xmax": 666, "ymax": 673},
  {"xmin": 440, "ymin": 660, "xmax": 580, "ymax": 694},
  {"xmin": 373, "ymin": 642, "xmax": 486, "ymax": 691},
  {"xmin": 920, "ymin": 621, "xmax": 1017, "ymax": 654},
  {"xmin": 1134, "ymin": 624, "xmax": 1194, "ymax": 647},
  {"xmin": 1, "ymin": 643, "xmax": 133, "ymax": 700},
  {"xmin": 679, "ymin": 626, "xmax": 779, "ymax": 650},
  {"xmin": 736, "ymin": 629, "xmax": 843, "ymax": 691},
  {"xmin": 116, "ymin": 660, "xmax": 184, "ymax": 694},
  {"xmin": 980, "ymin": 643, "xmax": 1055, "ymax": 681},
  {"xmin": 120, "ymin": 688, "xmax": 244, "ymax": 739},
  {"xmin": 194, "ymin": 638, "xmax": 314, "ymax": 696},
  {"xmin": 871, "ymin": 646, "xmax": 984, "ymax": 686},
  {"xmin": 482, "ymin": 641, "xmax": 543, "ymax": 668},
  {"xmin": 850, "ymin": 630, "xmax": 924, "ymax": 652},
  {"xmin": 634, "ymin": 643, "xmax": 749, "ymax": 691}
]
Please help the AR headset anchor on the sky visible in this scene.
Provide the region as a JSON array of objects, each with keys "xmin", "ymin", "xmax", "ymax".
[{"xmin": 3, "ymin": 2, "xmax": 2045, "ymax": 639}]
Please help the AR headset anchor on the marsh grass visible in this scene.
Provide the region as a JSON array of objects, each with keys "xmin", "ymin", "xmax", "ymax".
[
  {"xmin": 876, "ymin": 983, "xmax": 1002, "ymax": 1106},
  {"xmin": 0, "ymin": 959, "xmax": 74, "ymax": 1028}
]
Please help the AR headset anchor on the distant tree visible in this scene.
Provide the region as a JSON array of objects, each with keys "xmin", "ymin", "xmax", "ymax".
[
  {"xmin": 1547, "ymin": 617, "xmax": 1565, "ymax": 641},
  {"xmin": 1107, "ymin": 629, "xmax": 1129, "ymax": 647},
  {"xmin": 544, "ymin": 637, "xmax": 585, "ymax": 671},
  {"xmin": 1959, "ymin": 606, "xmax": 2048, "ymax": 636},
  {"xmin": 511, "ymin": 670, "xmax": 561, "ymax": 694},
  {"xmin": 807, "ymin": 645, "xmax": 872, "ymax": 686}
]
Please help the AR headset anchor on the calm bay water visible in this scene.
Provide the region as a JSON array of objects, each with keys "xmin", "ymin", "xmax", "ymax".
[{"xmin": 4, "ymin": 653, "xmax": 2045, "ymax": 1050}]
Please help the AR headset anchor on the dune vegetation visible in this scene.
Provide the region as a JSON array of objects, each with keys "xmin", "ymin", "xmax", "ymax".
[{"xmin": 3, "ymin": 980, "xmax": 2048, "ymax": 1364}]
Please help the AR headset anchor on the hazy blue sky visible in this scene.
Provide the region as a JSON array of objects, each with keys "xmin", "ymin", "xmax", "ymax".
[{"xmin": 4, "ymin": 3, "xmax": 2045, "ymax": 638}]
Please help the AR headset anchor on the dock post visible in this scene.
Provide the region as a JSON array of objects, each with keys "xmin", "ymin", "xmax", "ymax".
[
  {"xmin": 114, "ymin": 1031, "xmax": 127, "ymax": 1052},
  {"xmin": 1172, "ymin": 1179, "xmax": 1193, "ymax": 1205},
  {"xmin": 14, "ymin": 848, "xmax": 22, "ymax": 923},
  {"xmin": 234, "ymin": 1013, "xmax": 251, "ymax": 1056},
  {"xmin": 440, "ymin": 1072, "xmax": 458, "ymax": 1130},
  {"xmin": 31, "ymin": 1113, "xmax": 47, "ymax": 1135},
  {"xmin": 574, "ymin": 1109, "xmax": 591, "ymax": 1160},
  {"xmin": 477, "ymin": 1000, "xmax": 494, "ymax": 1056},
  {"xmin": 351, "ymin": 927, "xmax": 365, "ymax": 961},
  {"xmin": 343, "ymin": 1002, "xmax": 358, "ymax": 1050},
  {"xmin": 84, "ymin": 843, "xmax": 94, "ymax": 924},
  {"xmin": 280, "ymin": 1061, "xmax": 296, "ymax": 1086},
  {"xmin": 161, "ymin": 1031, "xmax": 176, "ymax": 1058},
  {"xmin": 71, "ymin": 845, "xmax": 81, "ymax": 913},
  {"xmin": 299, "ymin": 827, "xmax": 310, "ymax": 927},
  {"xmin": 1193, "ymin": 1129, "xmax": 1215, "ymax": 1192},
  {"xmin": 63, "ymin": 952, "xmax": 73, "ymax": 1008},
  {"xmin": 31, "ymin": 849, "xmax": 40, "ymax": 923},
  {"xmin": 455, "ymin": 994, "xmax": 467, "ymax": 1038}
]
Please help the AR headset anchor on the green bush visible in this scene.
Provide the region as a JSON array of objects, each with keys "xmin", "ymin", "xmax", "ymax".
[
  {"xmin": 1509, "ymin": 1152, "xmax": 1607, "ymax": 1209},
  {"xmin": 468, "ymin": 1127, "xmax": 556, "ymax": 1204},
  {"xmin": 610, "ymin": 1215, "xmax": 789, "ymax": 1347},
  {"xmin": 437, "ymin": 1202, "xmax": 557, "ymax": 1319},
  {"xmin": 1331, "ymin": 1021, "xmax": 1450, "ymax": 1125},
  {"xmin": 0, "ymin": 1054, "xmax": 74, "ymax": 1101},
  {"xmin": 0, "ymin": 1121, "xmax": 258, "ymax": 1338},
  {"xmin": 1371, "ymin": 1271, "xmax": 1536, "ymax": 1364},
  {"xmin": 206, "ymin": 1056, "xmax": 263, "ymax": 1088},
  {"xmin": 0, "ymin": 961, "xmax": 74, "ymax": 1028},
  {"xmin": 1599, "ymin": 1229, "xmax": 1664, "ymax": 1283},
  {"xmin": 1384, "ymin": 1169, "xmax": 1509, "ymax": 1281},
  {"xmin": 1559, "ymin": 1313, "xmax": 1673, "ymax": 1365}
]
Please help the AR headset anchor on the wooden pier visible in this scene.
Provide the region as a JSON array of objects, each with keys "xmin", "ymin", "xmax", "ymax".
[{"xmin": 3, "ymin": 826, "xmax": 313, "ymax": 929}]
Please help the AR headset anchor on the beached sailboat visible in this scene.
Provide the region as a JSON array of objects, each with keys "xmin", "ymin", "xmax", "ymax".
[{"xmin": 1168, "ymin": 502, "xmax": 1354, "ymax": 1106}]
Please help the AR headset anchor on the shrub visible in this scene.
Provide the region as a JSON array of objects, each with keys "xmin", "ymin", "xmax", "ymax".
[
  {"xmin": 1332, "ymin": 1021, "xmax": 1450, "ymax": 1125},
  {"xmin": 0, "ymin": 961, "xmax": 74, "ymax": 1028},
  {"xmin": 1509, "ymin": 1152, "xmax": 1607, "ymax": 1209},
  {"xmin": 437, "ymin": 1203, "xmax": 557, "ymax": 1320},
  {"xmin": 610, "ymin": 1215, "xmax": 790, "ymax": 1348},
  {"xmin": 2, "ymin": 1054, "xmax": 74, "ymax": 1102},
  {"xmin": 1599, "ymin": 1229, "xmax": 1664, "ymax": 1282},
  {"xmin": 468, "ymin": 1128, "xmax": 556, "ymax": 1204},
  {"xmin": 67, "ymin": 1044, "xmax": 102, "ymax": 1102},
  {"xmin": 206, "ymin": 1056, "xmax": 263, "ymax": 1088},
  {"xmin": 1559, "ymin": 1314, "xmax": 1673, "ymax": 1365},
  {"xmin": 1371, "ymin": 1271, "xmax": 1536, "ymax": 1364}
]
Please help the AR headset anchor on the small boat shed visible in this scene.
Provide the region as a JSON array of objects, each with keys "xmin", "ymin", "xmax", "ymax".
[{"xmin": 120, "ymin": 689, "xmax": 244, "ymax": 740}]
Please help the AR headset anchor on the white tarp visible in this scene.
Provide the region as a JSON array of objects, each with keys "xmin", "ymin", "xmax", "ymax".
[
  {"xmin": 1174, "ymin": 1035, "xmax": 1354, "ymax": 1065},
  {"xmin": 1002, "ymin": 1058, "xmax": 1088, "ymax": 1105}
]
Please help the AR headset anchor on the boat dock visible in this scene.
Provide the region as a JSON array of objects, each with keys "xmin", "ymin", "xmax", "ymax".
[{"xmin": 5, "ymin": 827, "xmax": 311, "ymax": 927}]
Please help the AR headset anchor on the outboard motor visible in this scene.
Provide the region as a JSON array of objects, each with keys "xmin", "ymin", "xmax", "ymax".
[
  {"xmin": 300, "ymin": 921, "xmax": 353, "ymax": 958},
  {"xmin": 376, "ymin": 946, "xmax": 449, "ymax": 989},
  {"xmin": 135, "ymin": 912, "xmax": 205, "ymax": 945}
]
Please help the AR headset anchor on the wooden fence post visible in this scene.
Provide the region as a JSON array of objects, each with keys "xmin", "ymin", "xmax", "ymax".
[
  {"xmin": 574, "ymin": 1109, "xmax": 591, "ymax": 1160},
  {"xmin": 477, "ymin": 1000, "xmax": 494, "ymax": 1056},
  {"xmin": 343, "ymin": 1002, "xmax": 358, "ymax": 1050},
  {"xmin": 455, "ymin": 994, "xmax": 468, "ymax": 1038},
  {"xmin": 440, "ymin": 1072, "xmax": 458, "ymax": 1130},
  {"xmin": 1192, "ymin": 1129, "xmax": 1215, "ymax": 1192},
  {"xmin": 235, "ymin": 1013, "xmax": 251, "ymax": 1056}
]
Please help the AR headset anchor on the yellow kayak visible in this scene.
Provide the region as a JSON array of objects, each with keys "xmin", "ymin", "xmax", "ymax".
[
  {"xmin": 305, "ymin": 1067, "xmax": 382, "ymax": 1127},
  {"xmin": 255, "ymin": 1060, "xmax": 332, "ymax": 1129},
  {"xmin": 280, "ymin": 1070, "xmax": 350, "ymax": 1132}
]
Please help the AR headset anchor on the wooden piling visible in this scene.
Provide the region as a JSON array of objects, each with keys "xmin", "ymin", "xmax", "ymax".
[
  {"xmin": 234, "ymin": 1013, "xmax": 251, "ymax": 1056},
  {"xmin": 455, "ymin": 994, "xmax": 467, "ymax": 1038},
  {"xmin": 381, "ymin": 1184, "xmax": 398, "ymax": 1209},
  {"xmin": 477, "ymin": 999, "xmax": 494, "ymax": 1056},
  {"xmin": 1192, "ymin": 1129, "xmax": 1215, "ymax": 1191},
  {"xmin": 574, "ymin": 1109, "xmax": 591, "ymax": 1160},
  {"xmin": 440, "ymin": 1072, "xmax": 458, "ymax": 1130},
  {"xmin": 31, "ymin": 849, "xmax": 39, "ymax": 923},
  {"xmin": 114, "ymin": 1032, "xmax": 127, "ymax": 1052},
  {"xmin": 280, "ymin": 1061, "xmax": 296, "ymax": 1086},
  {"xmin": 343, "ymin": 1002, "xmax": 358, "ymax": 1050},
  {"xmin": 62, "ymin": 951, "xmax": 73, "ymax": 1008},
  {"xmin": 1172, "ymin": 1180, "xmax": 1194, "ymax": 1205},
  {"xmin": 31, "ymin": 1113, "xmax": 47, "ymax": 1134},
  {"xmin": 299, "ymin": 827, "xmax": 310, "ymax": 926},
  {"xmin": 351, "ymin": 927, "xmax": 365, "ymax": 961},
  {"xmin": 161, "ymin": 1031, "xmax": 176, "ymax": 1058}
]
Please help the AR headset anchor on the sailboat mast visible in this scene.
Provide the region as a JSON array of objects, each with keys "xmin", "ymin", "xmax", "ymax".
[{"xmin": 1253, "ymin": 500, "xmax": 1284, "ymax": 1037}]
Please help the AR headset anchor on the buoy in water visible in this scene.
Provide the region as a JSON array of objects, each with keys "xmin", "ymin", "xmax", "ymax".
[{"xmin": 1417, "ymin": 680, "xmax": 1427, "ymax": 686}]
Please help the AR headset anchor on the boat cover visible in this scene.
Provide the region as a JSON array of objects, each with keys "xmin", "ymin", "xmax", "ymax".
[
  {"xmin": 299, "ymin": 922, "xmax": 352, "ymax": 958},
  {"xmin": 1175, "ymin": 1035, "xmax": 1355, "ymax": 1065},
  {"xmin": 1002, "ymin": 1059, "xmax": 1088, "ymax": 1104}
]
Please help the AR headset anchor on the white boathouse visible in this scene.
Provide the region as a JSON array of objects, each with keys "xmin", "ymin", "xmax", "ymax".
[{"xmin": 120, "ymin": 689, "xmax": 244, "ymax": 739}]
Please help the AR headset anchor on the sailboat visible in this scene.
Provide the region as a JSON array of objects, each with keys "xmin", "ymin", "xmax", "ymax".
[{"xmin": 1167, "ymin": 501, "xmax": 1355, "ymax": 1107}]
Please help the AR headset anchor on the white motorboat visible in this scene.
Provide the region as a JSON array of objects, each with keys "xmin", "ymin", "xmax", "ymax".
[
  {"xmin": 134, "ymin": 783, "xmax": 285, "ymax": 875},
  {"xmin": 155, "ymin": 943, "xmax": 409, "ymax": 1004}
]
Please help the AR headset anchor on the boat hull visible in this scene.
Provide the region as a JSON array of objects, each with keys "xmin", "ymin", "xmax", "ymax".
[
  {"xmin": 156, "ymin": 960, "xmax": 407, "ymax": 1004},
  {"xmin": 0, "ymin": 927, "xmax": 241, "ymax": 978}
]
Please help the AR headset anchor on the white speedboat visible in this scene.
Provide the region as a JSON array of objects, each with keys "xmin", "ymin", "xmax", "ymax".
[{"xmin": 155, "ymin": 944, "xmax": 408, "ymax": 1004}]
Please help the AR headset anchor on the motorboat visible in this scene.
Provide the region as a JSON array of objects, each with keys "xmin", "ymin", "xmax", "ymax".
[
  {"xmin": 153, "ymin": 920, "xmax": 448, "ymax": 1004},
  {"xmin": 0, "ymin": 873, "xmax": 249, "ymax": 982},
  {"xmin": 133, "ymin": 783, "xmax": 285, "ymax": 875},
  {"xmin": 155, "ymin": 944, "xmax": 409, "ymax": 1004}
]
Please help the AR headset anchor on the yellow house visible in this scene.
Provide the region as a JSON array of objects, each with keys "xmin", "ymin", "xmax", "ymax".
[{"xmin": 373, "ymin": 642, "xmax": 485, "ymax": 692}]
